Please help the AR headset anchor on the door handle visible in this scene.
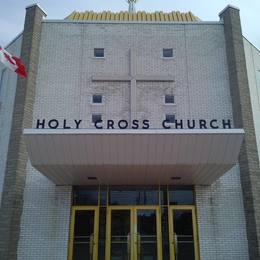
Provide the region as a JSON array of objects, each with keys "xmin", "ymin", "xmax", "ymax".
[
  {"xmin": 127, "ymin": 233, "xmax": 131, "ymax": 260},
  {"xmin": 90, "ymin": 233, "xmax": 94, "ymax": 257},
  {"xmin": 174, "ymin": 233, "xmax": 178, "ymax": 256},
  {"xmin": 136, "ymin": 233, "xmax": 141, "ymax": 260}
]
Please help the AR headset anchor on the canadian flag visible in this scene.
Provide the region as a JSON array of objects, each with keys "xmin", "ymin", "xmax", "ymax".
[{"xmin": 0, "ymin": 46, "xmax": 27, "ymax": 78}]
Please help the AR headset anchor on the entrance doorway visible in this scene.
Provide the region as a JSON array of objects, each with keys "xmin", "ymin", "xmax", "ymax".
[
  {"xmin": 106, "ymin": 206, "xmax": 162, "ymax": 260},
  {"xmin": 168, "ymin": 206, "xmax": 199, "ymax": 260},
  {"xmin": 69, "ymin": 207, "xmax": 99, "ymax": 260},
  {"xmin": 68, "ymin": 186, "xmax": 199, "ymax": 260}
]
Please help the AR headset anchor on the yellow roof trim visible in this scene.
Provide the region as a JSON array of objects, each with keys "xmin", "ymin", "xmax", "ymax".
[
  {"xmin": 83, "ymin": 12, "xmax": 88, "ymax": 20},
  {"xmin": 181, "ymin": 13, "xmax": 186, "ymax": 22},
  {"xmin": 74, "ymin": 12, "xmax": 80, "ymax": 20},
  {"xmin": 65, "ymin": 10, "xmax": 200, "ymax": 22},
  {"xmin": 88, "ymin": 12, "xmax": 93, "ymax": 20},
  {"xmin": 164, "ymin": 13, "xmax": 169, "ymax": 22},
  {"xmin": 78, "ymin": 12, "xmax": 84, "ymax": 20},
  {"xmin": 172, "ymin": 12, "xmax": 178, "ymax": 21},
  {"xmin": 151, "ymin": 13, "xmax": 155, "ymax": 21},
  {"xmin": 119, "ymin": 11, "xmax": 124, "ymax": 21},
  {"xmin": 101, "ymin": 11, "xmax": 106, "ymax": 20}
]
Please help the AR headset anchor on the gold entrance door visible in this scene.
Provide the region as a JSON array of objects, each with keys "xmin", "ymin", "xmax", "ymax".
[
  {"xmin": 69, "ymin": 206, "xmax": 99, "ymax": 260},
  {"xmin": 106, "ymin": 207, "xmax": 134, "ymax": 260},
  {"xmin": 106, "ymin": 206, "xmax": 162, "ymax": 260},
  {"xmin": 134, "ymin": 206, "xmax": 162, "ymax": 260},
  {"xmin": 168, "ymin": 206, "xmax": 199, "ymax": 260}
]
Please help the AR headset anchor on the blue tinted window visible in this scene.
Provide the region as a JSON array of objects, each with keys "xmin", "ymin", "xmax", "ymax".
[
  {"xmin": 94, "ymin": 48, "xmax": 104, "ymax": 57},
  {"xmin": 93, "ymin": 94, "xmax": 102, "ymax": 103},
  {"xmin": 163, "ymin": 48, "xmax": 173, "ymax": 58},
  {"xmin": 110, "ymin": 187, "xmax": 159, "ymax": 205},
  {"xmin": 73, "ymin": 189, "xmax": 98, "ymax": 205},
  {"xmin": 165, "ymin": 95, "xmax": 175, "ymax": 104},
  {"xmin": 169, "ymin": 186, "xmax": 194, "ymax": 205},
  {"xmin": 166, "ymin": 114, "xmax": 175, "ymax": 123},
  {"xmin": 92, "ymin": 114, "xmax": 102, "ymax": 123}
]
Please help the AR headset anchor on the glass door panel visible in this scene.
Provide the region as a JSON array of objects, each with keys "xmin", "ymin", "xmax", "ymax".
[
  {"xmin": 70, "ymin": 208, "xmax": 99, "ymax": 260},
  {"xmin": 136, "ymin": 209, "xmax": 157, "ymax": 260},
  {"xmin": 168, "ymin": 207, "xmax": 199, "ymax": 260},
  {"xmin": 107, "ymin": 208, "xmax": 132, "ymax": 260}
]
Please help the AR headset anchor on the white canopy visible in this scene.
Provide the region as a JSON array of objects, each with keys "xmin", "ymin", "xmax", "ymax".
[{"xmin": 23, "ymin": 129, "xmax": 244, "ymax": 185}]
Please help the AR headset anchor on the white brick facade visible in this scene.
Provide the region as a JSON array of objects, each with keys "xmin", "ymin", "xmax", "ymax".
[
  {"xmin": 196, "ymin": 167, "xmax": 249, "ymax": 259},
  {"xmin": 17, "ymin": 164, "xmax": 71, "ymax": 260},
  {"xmin": 17, "ymin": 21, "xmax": 249, "ymax": 259},
  {"xmin": 244, "ymin": 38, "xmax": 260, "ymax": 163},
  {"xmin": 31, "ymin": 22, "xmax": 234, "ymax": 129}
]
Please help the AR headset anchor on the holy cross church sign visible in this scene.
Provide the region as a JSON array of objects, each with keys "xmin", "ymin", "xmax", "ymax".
[{"xmin": 35, "ymin": 118, "xmax": 232, "ymax": 129}]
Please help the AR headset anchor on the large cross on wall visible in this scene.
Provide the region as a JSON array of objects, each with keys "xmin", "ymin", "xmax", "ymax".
[{"xmin": 92, "ymin": 49, "xmax": 175, "ymax": 122}]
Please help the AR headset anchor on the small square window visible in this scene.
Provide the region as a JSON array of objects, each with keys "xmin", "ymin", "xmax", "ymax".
[
  {"xmin": 92, "ymin": 114, "xmax": 102, "ymax": 124},
  {"xmin": 163, "ymin": 48, "xmax": 173, "ymax": 58},
  {"xmin": 165, "ymin": 95, "xmax": 175, "ymax": 104},
  {"xmin": 92, "ymin": 94, "xmax": 102, "ymax": 104},
  {"xmin": 166, "ymin": 114, "xmax": 175, "ymax": 123},
  {"xmin": 94, "ymin": 48, "xmax": 104, "ymax": 58}
]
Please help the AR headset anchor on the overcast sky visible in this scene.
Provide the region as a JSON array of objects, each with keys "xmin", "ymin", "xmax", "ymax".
[{"xmin": 0, "ymin": 0, "xmax": 259, "ymax": 49}]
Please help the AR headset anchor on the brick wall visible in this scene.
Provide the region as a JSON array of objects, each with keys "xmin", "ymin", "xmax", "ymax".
[
  {"xmin": 17, "ymin": 164, "xmax": 71, "ymax": 260},
  {"xmin": 196, "ymin": 166, "xmax": 249, "ymax": 260}
]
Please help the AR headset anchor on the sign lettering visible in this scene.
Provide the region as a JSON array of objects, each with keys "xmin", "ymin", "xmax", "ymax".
[{"xmin": 35, "ymin": 118, "xmax": 232, "ymax": 130}]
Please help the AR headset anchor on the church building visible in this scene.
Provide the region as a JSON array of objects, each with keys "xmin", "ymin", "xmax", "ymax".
[{"xmin": 0, "ymin": 2, "xmax": 260, "ymax": 260}]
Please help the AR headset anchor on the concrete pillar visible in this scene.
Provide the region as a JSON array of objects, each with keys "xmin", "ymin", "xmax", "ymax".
[
  {"xmin": 220, "ymin": 5, "xmax": 260, "ymax": 259},
  {"xmin": 0, "ymin": 4, "xmax": 46, "ymax": 260}
]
